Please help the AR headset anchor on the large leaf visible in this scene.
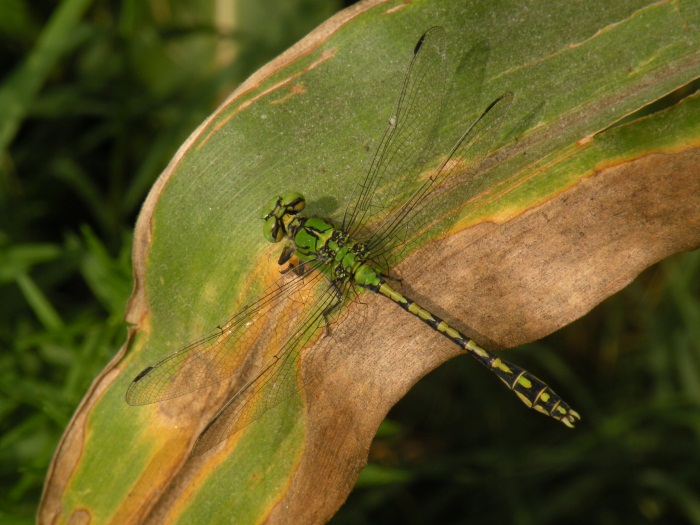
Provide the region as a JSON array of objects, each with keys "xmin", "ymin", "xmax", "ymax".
[{"xmin": 41, "ymin": 0, "xmax": 699, "ymax": 523}]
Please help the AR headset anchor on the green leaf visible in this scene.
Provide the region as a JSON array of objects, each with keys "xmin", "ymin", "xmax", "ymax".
[{"xmin": 41, "ymin": 1, "xmax": 699, "ymax": 523}]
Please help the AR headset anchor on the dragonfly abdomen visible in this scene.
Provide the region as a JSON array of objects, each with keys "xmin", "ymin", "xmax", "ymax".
[{"xmin": 369, "ymin": 280, "xmax": 581, "ymax": 428}]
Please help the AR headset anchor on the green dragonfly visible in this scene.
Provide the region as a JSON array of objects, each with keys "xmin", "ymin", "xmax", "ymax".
[{"xmin": 126, "ymin": 27, "xmax": 580, "ymax": 456}]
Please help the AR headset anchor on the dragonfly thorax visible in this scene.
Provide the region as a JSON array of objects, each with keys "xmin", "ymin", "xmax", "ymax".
[
  {"xmin": 262, "ymin": 192, "xmax": 306, "ymax": 243},
  {"xmin": 291, "ymin": 215, "xmax": 378, "ymax": 287}
]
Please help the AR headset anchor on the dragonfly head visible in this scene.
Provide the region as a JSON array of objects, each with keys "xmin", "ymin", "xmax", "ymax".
[{"xmin": 262, "ymin": 192, "xmax": 306, "ymax": 243}]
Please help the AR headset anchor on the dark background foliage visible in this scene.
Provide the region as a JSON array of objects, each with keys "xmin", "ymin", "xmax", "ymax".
[{"xmin": 1, "ymin": 1, "xmax": 698, "ymax": 523}]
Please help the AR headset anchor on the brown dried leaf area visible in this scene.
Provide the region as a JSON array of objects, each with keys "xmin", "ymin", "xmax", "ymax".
[{"xmin": 264, "ymin": 147, "xmax": 700, "ymax": 523}]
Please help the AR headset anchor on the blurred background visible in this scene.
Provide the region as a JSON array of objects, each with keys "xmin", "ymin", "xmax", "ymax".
[{"xmin": 1, "ymin": 1, "xmax": 698, "ymax": 523}]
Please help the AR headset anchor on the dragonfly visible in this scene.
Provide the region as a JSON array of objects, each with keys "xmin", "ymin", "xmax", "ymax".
[{"xmin": 126, "ymin": 27, "xmax": 580, "ymax": 456}]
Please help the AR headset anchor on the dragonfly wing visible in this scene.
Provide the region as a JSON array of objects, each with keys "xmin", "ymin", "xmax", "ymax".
[
  {"xmin": 190, "ymin": 278, "xmax": 354, "ymax": 456},
  {"xmin": 342, "ymin": 27, "xmax": 448, "ymax": 239},
  {"xmin": 366, "ymin": 92, "xmax": 514, "ymax": 271},
  {"xmin": 125, "ymin": 259, "xmax": 329, "ymax": 405}
]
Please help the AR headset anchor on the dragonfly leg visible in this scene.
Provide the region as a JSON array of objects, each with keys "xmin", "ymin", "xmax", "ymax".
[
  {"xmin": 277, "ymin": 244, "xmax": 295, "ymax": 265},
  {"xmin": 321, "ymin": 281, "xmax": 345, "ymax": 336},
  {"xmin": 277, "ymin": 245, "xmax": 305, "ymax": 276},
  {"xmin": 380, "ymin": 271, "xmax": 403, "ymax": 286}
]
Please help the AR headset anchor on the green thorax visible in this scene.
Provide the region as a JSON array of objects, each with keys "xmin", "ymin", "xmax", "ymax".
[
  {"xmin": 288, "ymin": 216, "xmax": 380, "ymax": 288},
  {"xmin": 261, "ymin": 192, "xmax": 381, "ymax": 288}
]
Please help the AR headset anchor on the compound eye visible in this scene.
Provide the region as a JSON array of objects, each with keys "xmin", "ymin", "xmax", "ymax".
[
  {"xmin": 262, "ymin": 216, "xmax": 284, "ymax": 243},
  {"xmin": 261, "ymin": 196, "xmax": 282, "ymax": 220},
  {"xmin": 280, "ymin": 192, "xmax": 305, "ymax": 214}
]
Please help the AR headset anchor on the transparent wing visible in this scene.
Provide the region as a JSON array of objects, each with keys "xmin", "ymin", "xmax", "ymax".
[
  {"xmin": 367, "ymin": 92, "xmax": 514, "ymax": 272},
  {"xmin": 190, "ymin": 278, "xmax": 357, "ymax": 456},
  {"xmin": 126, "ymin": 258, "xmax": 330, "ymax": 406},
  {"xmin": 342, "ymin": 27, "xmax": 447, "ymax": 239}
]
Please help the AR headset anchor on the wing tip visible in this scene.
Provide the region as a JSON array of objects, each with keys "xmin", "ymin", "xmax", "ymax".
[
  {"xmin": 414, "ymin": 26, "xmax": 445, "ymax": 55},
  {"xmin": 125, "ymin": 366, "xmax": 154, "ymax": 405}
]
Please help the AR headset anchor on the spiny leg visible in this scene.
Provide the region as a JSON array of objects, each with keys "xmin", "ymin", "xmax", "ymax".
[
  {"xmin": 321, "ymin": 280, "xmax": 346, "ymax": 336},
  {"xmin": 382, "ymin": 271, "xmax": 403, "ymax": 286},
  {"xmin": 277, "ymin": 247, "xmax": 346, "ymax": 336},
  {"xmin": 277, "ymin": 245, "xmax": 306, "ymax": 276}
]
